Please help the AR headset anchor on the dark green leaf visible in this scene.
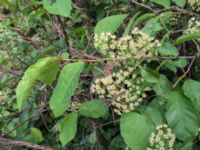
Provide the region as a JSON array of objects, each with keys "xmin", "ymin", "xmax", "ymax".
[
  {"xmin": 152, "ymin": 75, "xmax": 172, "ymax": 98},
  {"xmin": 174, "ymin": 33, "xmax": 200, "ymax": 44},
  {"xmin": 120, "ymin": 112, "xmax": 155, "ymax": 150},
  {"xmin": 164, "ymin": 59, "xmax": 187, "ymax": 72},
  {"xmin": 131, "ymin": 13, "xmax": 155, "ymax": 29},
  {"xmin": 157, "ymin": 42, "xmax": 178, "ymax": 57},
  {"xmin": 143, "ymin": 106, "xmax": 163, "ymax": 125},
  {"xmin": 141, "ymin": 68, "xmax": 160, "ymax": 83},
  {"xmin": 166, "ymin": 91, "xmax": 200, "ymax": 141},
  {"xmin": 50, "ymin": 62, "xmax": 84, "ymax": 117},
  {"xmin": 79, "ymin": 99, "xmax": 108, "ymax": 118},
  {"xmin": 151, "ymin": 0, "xmax": 171, "ymax": 8},
  {"xmin": 183, "ymin": 79, "xmax": 200, "ymax": 112}
]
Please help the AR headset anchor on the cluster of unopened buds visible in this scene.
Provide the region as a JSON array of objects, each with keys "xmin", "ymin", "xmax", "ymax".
[
  {"xmin": 147, "ymin": 124, "xmax": 176, "ymax": 150},
  {"xmin": 94, "ymin": 28, "xmax": 160, "ymax": 66},
  {"xmin": 91, "ymin": 66, "xmax": 151, "ymax": 115},
  {"xmin": 184, "ymin": 17, "xmax": 200, "ymax": 35},
  {"xmin": 188, "ymin": 0, "xmax": 200, "ymax": 12}
]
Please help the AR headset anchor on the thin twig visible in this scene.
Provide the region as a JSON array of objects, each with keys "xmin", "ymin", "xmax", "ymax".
[
  {"xmin": 172, "ymin": 56, "xmax": 196, "ymax": 88},
  {"xmin": 0, "ymin": 137, "xmax": 53, "ymax": 150}
]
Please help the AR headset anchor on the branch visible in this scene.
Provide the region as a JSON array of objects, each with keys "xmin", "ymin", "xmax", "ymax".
[
  {"xmin": 172, "ymin": 56, "xmax": 196, "ymax": 88},
  {"xmin": 0, "ymin": 137, "xmax": 53, "ymax": 150}
]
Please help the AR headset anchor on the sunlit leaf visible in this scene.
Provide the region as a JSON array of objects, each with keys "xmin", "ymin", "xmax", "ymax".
[
  {"xmin": 49, "ymin": 62, "xmax": 84, "ymax": 117},
  {"xmin": 57, "ymin": 112, "xmax": 78, "ymax": 146},
  {"xmin": 16, "ymin": 57, "xmax": 60, "ymax": 110},
  {"xmin": 95, "ymin": 14, "xmax": 127, "ymax": 34}
]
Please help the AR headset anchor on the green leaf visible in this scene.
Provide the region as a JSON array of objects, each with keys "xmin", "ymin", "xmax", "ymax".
[
  {"xmin": 151, "ymin": 0, "xmax": 171, "ymax": 8},
  {"xmin": 152, "ymin": 75, "xmax": 172, "ymax": 98},
  {"xmin": 120, "ymin": 112, "xmax": 155, "ymax": 150},
  {"xmin": 164, "ymin": 59, "xmax": 187, "ymax": 72},
  {"xmin": 166, "ymin": 91, "xmax": 200, "ymax": 142},
  {"xmin": 174, "ymin": 33, "xmax": 200, "ymax": 44},
  {"xmin": 142, "ymin": 17, "xmax": 163, "ymax": 37},
  {"xmin": 141, "ymin": 68, "xmax": 160, "ymax": 83},
  {"xmin": 30, "ymin": 127, "xmax": 43, "ymax": 143},
  {"xmin": 43, "ymin": 0, "xmax": 72, "ymax": 17},
  {"xmin": 174, "ymin": 141, "xmax": 193, "ymax": 150},
  {"xmin": 50, "ymin": 62, "xmax": 84, "ymax": 117},
  {"xmin": 16, "ymin": 57, "xmax": 60, "ymax": 110},
  {"xmin": 131, "ymin": 13, "xmax": 155, "ymax": 29},
  {"xmin": 183, "ymin": 79, "xmax": 200, "ymax": 112},
  {"xmin": 108, "ymin": 136, "xmax": 126, "ymax": 150},
  {"xmin": 173, "ymin": 0, "xmax": 186, "ymax": 8},
  {"xmin": 57, "ymin": 112, "xmax": 78, "ymax": 146},
  {"xmin": 78, "ymin": 99, "xmax": 109, "ymax": 118},
  {"xmin": 143, "ymin": 106, "xmax": 163, "ymax": 126},
  {"xmin": 157, "ymin": 42, "xmax": 178, "ymax": 57},
  {"xmin": 94, "ymin": 14, "xmax": 127, "ymax": 34},
  {"xmin": 123, "ymin": 12, "xmax": 141, "ymax": 36}
]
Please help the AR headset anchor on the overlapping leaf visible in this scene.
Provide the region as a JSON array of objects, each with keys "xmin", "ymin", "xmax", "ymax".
[
  {"xmin": 49, "ymin": 62, "xmax": 84, "ymax": 117},
  {"xmin": 16, "ymin": 57, "xmax": 60, "ymax": 110}
]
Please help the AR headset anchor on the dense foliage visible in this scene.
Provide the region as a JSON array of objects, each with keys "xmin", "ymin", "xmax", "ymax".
[{"xmin": 0, "ymin": 0, "xmax": 200, "ymax": 150}]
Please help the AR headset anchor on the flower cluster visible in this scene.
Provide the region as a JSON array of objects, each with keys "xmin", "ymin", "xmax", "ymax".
[
  {"xmin": 188, "ymin": 0, "xmax": 200, "ymax": 12},
  {"xmin": 91, "ymin": 66, "xmax": 151, "ymax": 115},
  {"xmin": 184, "ymin": 17, "xmax": 200, "ymax": 35},
  {"xmin": 91, "ymin": 28, "xmax": 161, "ymax": 115},
  {"xmin": 147, "ymin": 124, "xmax": 176, "ymax": 150},
  {"xmin": 0, "ymin": 91, "xmax": 6, "ymax": 105},
  {"xmin": 70, "ymin": 101, "xmax": 81, "ymax": 112},
  {"xmin": 169, "ymin": 14, "xmax": 181, "ymax": 26},
  {"xmin": 94, "ymin": 28, "xmax": 160, "ymax": 67}
]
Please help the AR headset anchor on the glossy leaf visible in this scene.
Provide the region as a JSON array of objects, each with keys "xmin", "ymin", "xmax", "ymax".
[
  {"xmin": 166, "ymin": 91, "xmax": 200, "ymax": 141},
  {"xmin": 43, "ymin": 0, "xmax": 72, "ymax": 17},
  {"xmin": 94, "ymin": 14, "xmax": 127, "ymax": 34},
  {"xmin": 30, "ymin": 127, "xmax": 43, "ymax": 143},
  {"xmin": 57, "ymin": 112, "xmax": 78, "ymax": 146},
  {"xmin": 120, "ymin": 112, "xmax": 155, "ymax": 150},
  {"xmin": 183, "ymin": 79, "xmax": 200, "ymax": 112},
  {"xmin": 16, "ymin": 57, "xmax": 60, "ymax": 110},
  {"xmin": 78, "ymin": 99, "xmax": 109, "ymax": 118},
  {"xmin": 50, "ymin": 62, "xmax": 84, "ymax": 117}
]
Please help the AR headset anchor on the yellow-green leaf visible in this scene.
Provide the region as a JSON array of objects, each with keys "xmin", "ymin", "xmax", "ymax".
[
  {"xmin": 16, "ymin": 57, "xmax": 60, "ymax": 110},
  {"xmin": 30, "ymin": 127, "xmax": 43, "ymax": 143},
  {"xmin": 57, "ymin": 112, "xmax": 78, "ymax": 147},
  {"xmin": 49, "ymin": 62, "xmax": 84, "ymax": 117}
]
